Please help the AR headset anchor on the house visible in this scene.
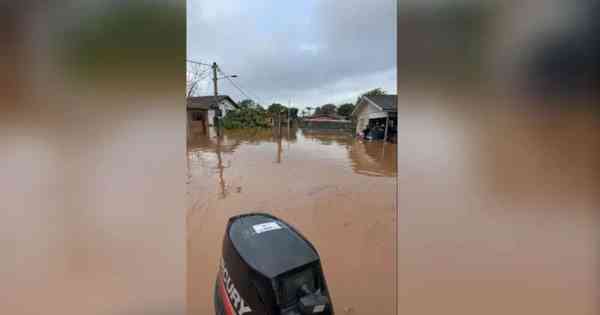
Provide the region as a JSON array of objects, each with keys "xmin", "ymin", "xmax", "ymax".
[
  {"xmin": 187, "ymin": 95, "xmax": 238, "ymax": 130},
  {"xmin": 301, "ymin": 113, "xmax": 352, "ymax": 130},
  {"xmin": 351, "ymin": 95, "xmax": 397, "ymax": 141},
  {"xmin": 304, "ymin": 113, "xmax": 348, "ymax": 122}
]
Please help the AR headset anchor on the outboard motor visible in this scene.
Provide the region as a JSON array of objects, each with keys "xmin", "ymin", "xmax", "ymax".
[{"xmin": 215, "ymin": 213, "xmax": 334, "ymax": 315}]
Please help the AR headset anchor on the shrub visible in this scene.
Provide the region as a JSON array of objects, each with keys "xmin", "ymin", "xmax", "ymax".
[{"xmin": 222, "ymin": 107, "xmax": 270, "ymax": 129}]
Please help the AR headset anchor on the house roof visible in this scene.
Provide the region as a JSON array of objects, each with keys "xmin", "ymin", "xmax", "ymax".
[
  {"xmin": 187, "ymin": 95, "xmax": 237, "ymax": 110},
  {"xmin": 351, "ymin": 94, "xmax": 397, "ymax": 116},
  {"xmin": 365, "ymin": 95, "xmax": 397, "ymax": 112}
]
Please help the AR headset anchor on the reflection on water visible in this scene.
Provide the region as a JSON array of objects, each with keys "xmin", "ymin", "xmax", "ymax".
[
  {"xmin": 187, "ymin": 127, "xmax": 397, "ymax": 315},
  {"xmin": 188, "ymin": 127, "xmax": 396, "ymax": 182},
  {"xmin": 187, "ymin": 128, "xmax": 396, "ymax": 200}
]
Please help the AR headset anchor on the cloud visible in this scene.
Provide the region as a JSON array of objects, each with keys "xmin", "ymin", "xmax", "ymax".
[{"xmin": 187, "ymin": 0, "xmax": 396, "ymax": 108}]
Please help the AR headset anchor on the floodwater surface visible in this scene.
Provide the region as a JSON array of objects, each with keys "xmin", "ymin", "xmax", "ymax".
[
  {"xmin": 1, "ymin": 96, "xmax": 186, "ymax": 315},
  {"xmin": 187, "ymin": 127, "xmax": 397, "ymax": 315},
  {"xmin": 396, "ymin": 93, "xmax": 600, "ymax": 315}
]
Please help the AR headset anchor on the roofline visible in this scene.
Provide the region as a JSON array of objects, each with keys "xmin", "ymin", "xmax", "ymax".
[
  {"xmin": 350, "ymin": 97, "xmax": 364, "ymax": 116},
  {"xmin": 220, "ymin": 95, "xmax": 239, "ymax": 108},
  {"xmin": 364, "ymin": 96, "xmax": 384, "ymax": 111},
  {"xmin": 351, "ymin": 95, "xmax": 384, "ymax": 116},
  {"xmin": 186, "ymin": 95, "xmax": 239, "ymax": 109}
]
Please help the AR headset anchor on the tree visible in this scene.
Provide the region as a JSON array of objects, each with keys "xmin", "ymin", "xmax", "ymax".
[
  {"xmin": 337, "ymin": 103, "xmax": 355, "ymax": 118},
  {"xmin": 222, "ymin": 106, "xmax": 270, "ymax": 129},
  {"xmin": 313, "ymin": 106, "xmax": 322, "ymax": 115},
  {"xmin": 268, "ymin": 103, "xmax": 288, "ymax": 124},
  {"xmin": 362, "ymin": 88, "xmax": 387, "ymax": 97},
  {"xmin": 238, "ymin": 99, "xmax": 257, "ymax": 108},
  {"xmin": 289, "ymin": 107, "xmax": 299, "ymax": 119},
  {"xmin": 357, "ymin": 88, "xmax": 387, "ymax": 103},
  {"xmin": 267, "ymin": 103, "xmax": 286, "ymax": 114},
  {"xmin": 320, "ymin": 104, "xmax": 337, "ymax": 115}
]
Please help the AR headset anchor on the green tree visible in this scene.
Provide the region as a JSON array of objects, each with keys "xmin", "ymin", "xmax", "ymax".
[
  {"xmin": 268, "ymin": 103, "xmax": 288, "ymax": 124},
  {"xmin": 313, "ymin": 106, "xmax": 322, "ymax": 115},
  {"xmin": 222, "ymin": 106, "xmax": 270, "ymax": 129},
  {"xmin": 337, "ymin": 103, "xmax": 355, "ymax": 118},
  {"xmin": 362, "ymin": 88, "xmax": 387, "ymax": 97},
  {"xmin": 320, "ymin": 104, "xmax": 337, "ymax": 115},
  {"xmin": 268, "ymin": 103, "xmax": 286, "ymax": 114},
  {"xmin": 238, "ymin": 99, "xmax": 257, "ymax": 108},
  {"xmin": 357, "ymin": 88, "xmax": 387, "ymax": 103},
  {"xmin": 289, "ymin": 107, "xmax": 299, "ymax": 119}
]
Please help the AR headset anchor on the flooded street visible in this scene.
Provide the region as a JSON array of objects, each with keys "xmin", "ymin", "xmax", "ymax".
[{"xmin": 187, "ymin": 127, "xmax": 397, "ymax": 314}]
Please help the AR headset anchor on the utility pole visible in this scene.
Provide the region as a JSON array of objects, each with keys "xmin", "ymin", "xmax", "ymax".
[
  {"xmin": 212, "ymin": 62, "xmax": 221, "ymax": 137},
  {"xmin": 278, "ymin": 109, "xmax": 282, "ymax": 134},
  {"xmin": 383, "ymin": 115, "xmax": 390, "ymax": 143},
  {"xmin": 287, "ymin": 98, "xmax": 291, "ymax": 134}
]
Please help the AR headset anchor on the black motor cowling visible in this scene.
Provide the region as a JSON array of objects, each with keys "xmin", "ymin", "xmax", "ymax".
[
  {"xmin": 215, "ymin": 213, "xmax": 334, "ymax": 315},
  {"xmin": 298, "ymin": 291, "xmax": 330, "ymax": 314}
]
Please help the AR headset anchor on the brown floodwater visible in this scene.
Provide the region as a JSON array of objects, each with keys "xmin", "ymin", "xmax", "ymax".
[
  {"xmin": 396, "ymin": 92, "xmax": 600, "ymax": 315},
  {"xmin": 186, "ymin": 127, "xmax": 397, "ymax": 314},
  {"xmin": 1, "ymin": 95, "xmax": 186, "ymax": 315}
]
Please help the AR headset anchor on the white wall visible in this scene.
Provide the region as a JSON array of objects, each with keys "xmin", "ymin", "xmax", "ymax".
[
  {"xmin": 207, "ymin": 109, "xmax": 215, "ymax": 126},
  {"xmin": 355, "ymin": 101, "xmax": 386, "ymax": 134},
  {"xmin": 218, "ymin": 99, "xmax": 236, "ymax": 117},
  {"xmin": 206, "ymin": 99, "xmax": 236, "ymax": 126}
]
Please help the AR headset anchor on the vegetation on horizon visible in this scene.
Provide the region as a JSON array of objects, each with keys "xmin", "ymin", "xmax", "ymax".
[
  {"xmin": 222, "ymin": 87, "xmax": 385, "ymax": 128},
  {"xmin": 223, "ymin": 100, "xmax": 299, "ymax": 129}
]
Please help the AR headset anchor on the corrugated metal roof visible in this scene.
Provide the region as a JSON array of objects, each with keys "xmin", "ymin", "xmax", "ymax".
[
  {"xmin": 366, "ymin": 95, "xmax": 397, "ymax": 112},
  {"xmin": 187, "ymin": 95, "xmax": 237, "ymax": 110}
]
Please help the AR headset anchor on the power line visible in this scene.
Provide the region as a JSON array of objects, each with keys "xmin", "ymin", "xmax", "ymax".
[
  {"xmin": 225, "ymin": 76, "xmax": 254, "ymax": 102},
  {"xmin": 217, "ymin": 66, "xmax": 264, "ymax": 104},
  {"xmin": 222, "ymin": 79, "xmax": 247, "ymax": 102},
  {"xmin": 216, "ymin": 67, "xmax": 250, "ymax": 98},
  {"xmin": 186, "ymin": 59, "xmax": 211, "ymax": 67},
  {"xmin": 187, "ymin": 67, "xmax": 210, "ymax": 80},
  {"xmin": 187, "ymin": 60, "xmax": 266, "ymax": 104},
  {"xmin": 186, "ymin": 64, "xmax": 211, "ymax": 97}
]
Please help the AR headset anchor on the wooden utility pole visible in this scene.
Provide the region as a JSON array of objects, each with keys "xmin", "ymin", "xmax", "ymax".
[
  {"xmin": 215, "ymin": 135, "xmax": 226, "ymax": 198},
  {"xmin": 383, "ymin": 115, "xmax": 390, "ymax": 142},
  {"xmin": 278, "ymin": 110, "xmax": 282, "ymax": 134},
  {"xmin": 212, "ymin": 62, "xmax": 221, "ymax": 137}
]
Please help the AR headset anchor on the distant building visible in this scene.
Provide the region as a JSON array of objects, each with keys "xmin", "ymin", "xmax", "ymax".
[
  {"xmin": 352, "ymin": 95, "xmax": 397, "ymax": 141},
  {"xmin": 187, "ymin": 95, "xmax": 238, "ymax": 131},
  {"xmin": 304, "ymin": 113, "xmax": 348, "ymax": 122},
  {"xmin": 301, "ymin": 113, "xmax": 351, "ymax": 130}
]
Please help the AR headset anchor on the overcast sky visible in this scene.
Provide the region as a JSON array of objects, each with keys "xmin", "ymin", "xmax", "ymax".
[{"xmin": 187, "ymin": 0, "xmax": 396, "ymax": 110}]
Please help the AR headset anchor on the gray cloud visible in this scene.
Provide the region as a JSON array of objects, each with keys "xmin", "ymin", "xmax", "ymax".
[{"xmin": 187, "ymin": 0, "xmax": 396, "ymax": 108}]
